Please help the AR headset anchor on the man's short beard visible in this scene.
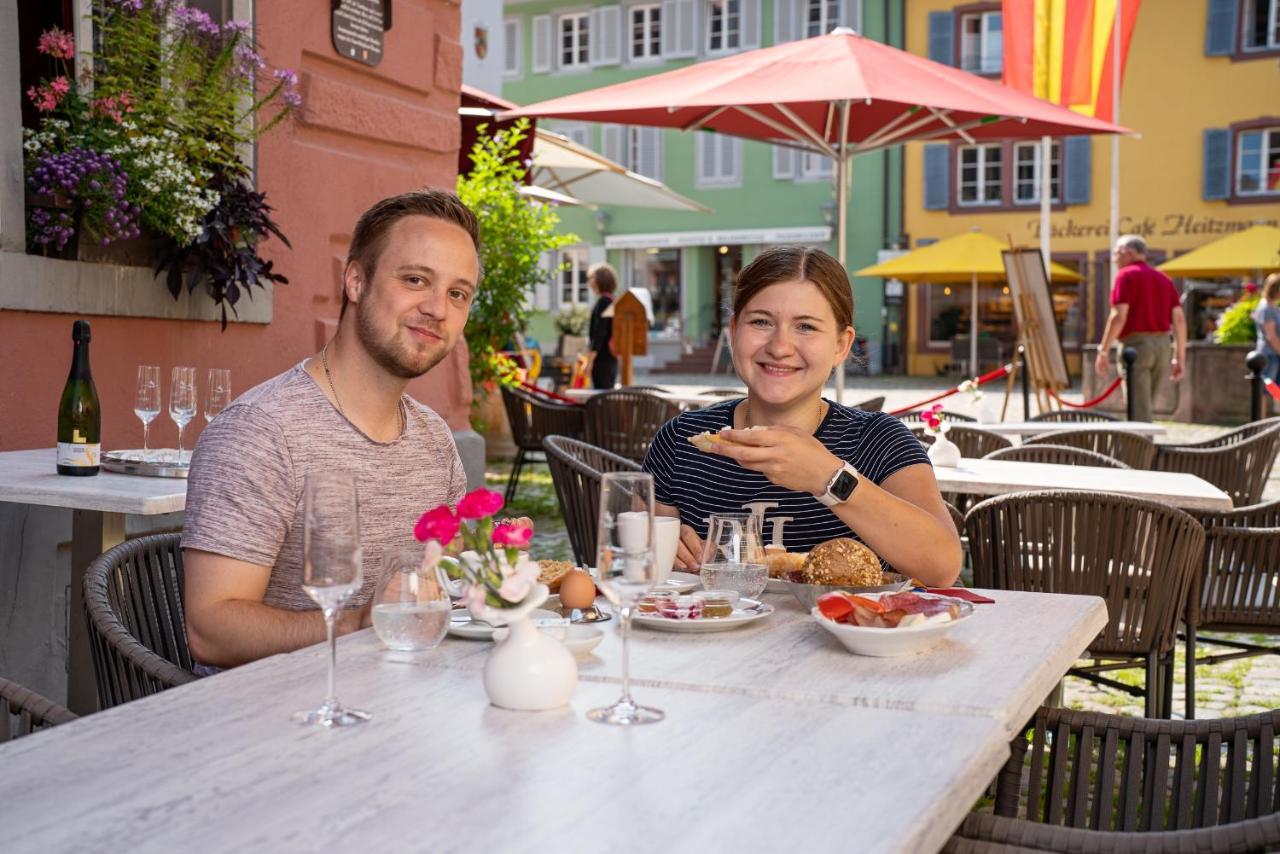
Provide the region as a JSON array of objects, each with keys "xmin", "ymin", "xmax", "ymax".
[{"xmin": 356, "ymin": 300, "xmax": 449, "ymax": 380}]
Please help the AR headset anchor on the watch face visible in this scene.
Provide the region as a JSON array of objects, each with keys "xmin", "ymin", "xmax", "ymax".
[{"xmin": 832, "ymin": 470, "xmax": 857, "ymax": 501}]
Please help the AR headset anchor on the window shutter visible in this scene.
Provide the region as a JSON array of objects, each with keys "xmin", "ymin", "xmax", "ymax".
[
  {"xmin": 923, "ymin": 143, "xmax": 950, "ymax": 209},
  {"xmin": 662, "ymin": 0, "xmax": 697, "ymax": 57},
  {"xmin": 503, "ymin": 19, "xmax": 521, "ymax": 75},
  {"xmin": 532, "ymin": 15, "xmax": 552, "ymax": 72},
  {"xmin": 1204, "ymin": 0, "xmax": 1238, "ymax": 56},
  {"xmin": 775, "ymin": 0, "xmax": 799, "ymax": 43},
  {"xmin": 741, "ymin": 0, "xmax": 761, "ymax": 48},
  {"xmin": 773, "ymin": 144, "xmax": 796, "ymax": 179},
  {"xmin": 1063, "ymin": 137, "xmax": 1091, "ymax": 205},
  {"xmin": 591, "ymin": 6, "xmax": 622, "ymax": 65},
  {"xmin": 697, "ymin": 133, "xmax": 715, "ymax": 183},
  {"xmin": 838, "ymin": 0, "xmax": 860, "ymax": 31},
  {"xmin": 928, "ymin": 11, "xmax": 954, "ymax": 66},
  {"xmin": 602, "ymin": 124, "xmax": 625, "ymax": 165},
  {"xmin": 1202, "ymin": 128, "xmax": 1231, "ymax": 200},
  {"xmin": 638, "ymin": 127, "xmax": 664, "ymax": 181},
  {"xmin": 724, "ymin": 136, "xmax": 741, "ymax": 183}
]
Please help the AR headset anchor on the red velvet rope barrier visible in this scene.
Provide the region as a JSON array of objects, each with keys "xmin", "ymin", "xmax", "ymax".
[
  {"xmin": 516, "ymin": 380, "xmax": 583, "ymax": 406},
  {"xmin": 887, "ymin": 364, "xmax": 1013, "ymax": 416},
  {"xmin": 1265, "ymin": 378, "xmax": 1280, "ymax": 403},
  {"xmin": 1047, "ymin": 374, "xmax": 1125, "ymax": 409}
]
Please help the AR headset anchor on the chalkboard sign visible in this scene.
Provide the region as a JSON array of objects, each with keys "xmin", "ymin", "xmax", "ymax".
[{"xmin": 332, "ymin": 0, "xmax": 390, "ymax": 67}]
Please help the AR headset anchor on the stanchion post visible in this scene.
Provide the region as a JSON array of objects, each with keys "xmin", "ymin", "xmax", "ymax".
[
  {"xmin": 1246, "ymin": 350, "xmax": 1267, "ymax": 423},
  {"xmin": 1019, "ymin": 345, "xmax": 1030, "ymax": 420},
  {"xmin": 1121, "ymin": 347, "xmax": 1138, "ymax": 421}
]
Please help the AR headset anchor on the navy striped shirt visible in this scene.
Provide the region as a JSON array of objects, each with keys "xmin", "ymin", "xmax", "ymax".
[{"xmin": 642, "ymin": 399, "xmax": 930, "ymax": 555}]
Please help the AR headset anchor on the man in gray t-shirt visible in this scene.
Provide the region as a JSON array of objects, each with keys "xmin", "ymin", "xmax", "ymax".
[{"xmin": 182, "ymin": 190, "xmax": 480, "ymax": 669}]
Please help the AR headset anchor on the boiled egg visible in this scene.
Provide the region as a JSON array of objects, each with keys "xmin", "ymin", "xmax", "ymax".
[{"xmin": 558, "ymin": 569, "xmax": 596, "ymax": 610}]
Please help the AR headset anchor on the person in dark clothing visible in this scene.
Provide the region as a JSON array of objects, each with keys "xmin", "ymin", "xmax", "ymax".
[{"xmin": 587, "ymin": 263, "xmax": 619, "ymax": 390}]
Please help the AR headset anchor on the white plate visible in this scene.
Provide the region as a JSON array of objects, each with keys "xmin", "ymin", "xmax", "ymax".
[
  {"xmin": 447, "ymin": 608, "xmax": 563, "ymax": 641},
  {"xmin": 633, "ymin": 599, "xmax": 773, "ymax": 633},
  {"xmin": 657, "ymin": 571, "xmax": 700, "ymax": 593},
  {"xmin": 809, "ymin": 593, "xmax": 975, "ymax": 657}
]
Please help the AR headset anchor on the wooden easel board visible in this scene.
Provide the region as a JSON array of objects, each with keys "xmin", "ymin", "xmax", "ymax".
[{"xmin": 1002, "ymin": 248, "xmax": 1070, "ymax": 391}]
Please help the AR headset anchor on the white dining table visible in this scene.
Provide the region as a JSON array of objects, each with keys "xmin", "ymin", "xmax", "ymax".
[
  {"xmin": 0, "ymin": 449, "xmax": 187, "ymax": 713},
  {"xmin": 0, "ymin": 588, "xmax": 1107, "ymax": 853},
  {"xmin": 932, "ymin": 457, "xmax": 1232, "ymax": 512},
  {"xmin": 972, "ymin": 421, "xmax": 1166, "ymax": 439}
]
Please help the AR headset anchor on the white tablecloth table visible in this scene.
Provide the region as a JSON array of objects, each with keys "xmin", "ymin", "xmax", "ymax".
[{"xmin": 972, "ymin": 421, "xmax": 1166, "ymax": 439}]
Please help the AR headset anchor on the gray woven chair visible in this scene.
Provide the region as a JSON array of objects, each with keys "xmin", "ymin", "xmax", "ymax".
[
  {"xmin": 1193, "ymin": 498, "xmax": 1280, "ymax": 529},
  {"xmin": 543, "ymin": 436, "xmax": 642, "ymax": 567},
  {"xmin": 896, "ymin": 408, "xmax": 976, "ymax": 423},
  {"xmin": 984, "ymin": 443, "xmax": 1130, "ymax": 469},
  {"xmin": 0, "ymin": 677, "xmax": 76, "ymax": 742},
  {"xmin": 1152, "ymin": 419, "xmax": 1280, "ymax": 507},
  {"xmin": 623, "ymin": 385, "xmax": 672, "ymax": 394},
  {"xmin": 1025, "ymin": 428, "xmax": 1157, "ymax": 469},
  {"xmin": 699, "ymin": 388, "xmax": 746, "ymax": 398},
  {"xmin": 84, "ymin": 533, "xmax": 198, "ymax": 709},
  {"xmin": 499, "ymin": 384, "xmax": 586, "ymax": 504},
  {"xmin": 966, "ymin": 491, "xmax": 1205, "ymax": 718},
  {"xmin": 945, "ymin": 707, "xmax": 1280, "ymax": 853},
  {"xmin": 583, "ymin": 389, "xmax": 681, "ymax": 463},
  {"xmin": 1028, "ymin": 409, "xmax": 1120, "ymax": 423},
  {"xmin": 851, "ymin": 396, "xmax": 886, "ymax": 412},
  {"xmin": 1183, "ymin": 527, "xmax": 1280, "ymax": 720},
  {"xmin": 911, "ymin": 425, "xmax": 1013, "ymax": 458}
]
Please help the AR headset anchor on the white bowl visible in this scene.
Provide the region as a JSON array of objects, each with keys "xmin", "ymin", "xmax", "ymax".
[
  {"xmin": 540, "ymin": 624, "xmax": 604, "ymax": 658},
  {"xmin": 809, "ymin": 594, "xmax": 974, "ymax": 657}
]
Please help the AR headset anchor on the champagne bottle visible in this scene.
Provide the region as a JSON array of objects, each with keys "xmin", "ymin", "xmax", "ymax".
[{"xmin": 57, "ymin": 320, "xmax": 101, "ymax": 476}]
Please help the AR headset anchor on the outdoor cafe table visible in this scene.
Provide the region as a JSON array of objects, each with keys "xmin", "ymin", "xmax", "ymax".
[
  {"xmin": 932, "ymin": 457, "xmax": 1232, "ymax": 513},
  {"xmin": 974, "ymin": 420, "xmax": 1166, "ymax": 439},
  {"xmin": 0, "ymin": 589, "xmax": 1107, "ymax": 853},
  {"xmin": 0, "ymin": 448, "xmax": 188, "ymax": 713}
]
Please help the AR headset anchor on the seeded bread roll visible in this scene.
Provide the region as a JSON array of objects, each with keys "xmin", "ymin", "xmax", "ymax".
[{"xmin": 801, "ymin": 538, "xmax": 882, "ymax": 587}]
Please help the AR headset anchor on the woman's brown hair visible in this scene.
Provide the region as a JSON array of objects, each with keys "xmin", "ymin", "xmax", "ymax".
[
  {"xmin": 733, "ymin": 246, "xmax": 853, "ymax": 329},
  {"xmin": 1263, "ymin": 272, "xmax": 1280, "ymax": 302}
]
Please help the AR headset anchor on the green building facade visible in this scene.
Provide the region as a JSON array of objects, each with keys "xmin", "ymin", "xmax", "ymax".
[{"xmin": 499, "ymin": 0, "xmax": 906, "ymax": 372}]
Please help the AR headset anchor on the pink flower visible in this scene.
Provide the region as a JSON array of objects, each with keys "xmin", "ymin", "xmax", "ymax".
[
  {"xmin": 37, "ymin": 28, "xmax": 75, "ymax": 60},
  {"xmin": 26, "ymin": 81, "xmax": 66, "ymax": 112},
  {"xmin": 457, "ymin": 488, "xmax": 504, "ymax": 520},
  {"xmin": 464, "ymin": 583, "xmax": 489, "ymax": 613},
  {"xmin": 414, "ymin": 505, "xmax": 460, "ymax": 544},
  {"xmin": 49, "ymin": 76, "xmax": 70, "ymax": 95},
  {"xmin": 492, "ymin": 519, "xmax": 533, "ymax": 548},
  {"xmin": 497, "ymin": 555, "xmax": 539, "ymax": 603}
]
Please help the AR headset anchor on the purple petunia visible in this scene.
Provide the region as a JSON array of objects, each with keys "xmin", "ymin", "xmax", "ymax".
[
  {"xmin": 172, "ymin": 6, "xmax": 220, "ymax": 38},
  {"xmin": 26, "ymin": 148, "xmax": 138, "ymax": 251}
]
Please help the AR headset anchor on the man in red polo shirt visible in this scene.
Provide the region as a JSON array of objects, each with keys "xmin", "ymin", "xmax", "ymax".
[{"xmin": 1094, "ymin": 235, "xmax": 1186, "ymax": 422}]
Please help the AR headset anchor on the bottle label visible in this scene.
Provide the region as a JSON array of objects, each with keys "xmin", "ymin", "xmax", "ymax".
[{"xmin": 57, "ymin": 442, "xmax": 101, "ymax": 467}]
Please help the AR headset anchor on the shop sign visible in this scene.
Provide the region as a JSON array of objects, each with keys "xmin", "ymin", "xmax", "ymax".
[
  {"xmin": 332, "ymin": 0, "xmax": 390, "ymax": 67},
  {"xmin": 1028, "ymin": 213, "xmax": 1279, "ymax": 241}
]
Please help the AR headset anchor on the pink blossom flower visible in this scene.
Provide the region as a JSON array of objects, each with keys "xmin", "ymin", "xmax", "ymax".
[
  {"xmin": 464, "ymin": 583, "xmax": 489, "ymax": 613},
  {"xmin": 27, "ymin": 83, "xmax": 62, "ymax": 112},
  {"xmin": 457, "ymin": 488, "xmax": 504, "ymax": 520},
  {"xmin": 497, "ymin": 555, "xmax": 539, "ymax": 603},
  {"xmin": 492, "ymin": 519, "xmax": 533, "ymax": 548},
  {"xmin": 37, "ymin": 28, "xmax": 75, "ymax": 60},
  {"xmin": 414, "ymin": 505, "xmax": 460, "ymax": 544}
]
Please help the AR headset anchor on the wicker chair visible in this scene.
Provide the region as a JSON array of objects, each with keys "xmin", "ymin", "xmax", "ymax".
[
  {"xmin": 896, "ymin": 409, "xmax": 976, "ymax": 423},
  {"xmin": 583, "ymin": 389, "xmax": 681, "ymax": 463},
  {"xmin": 1025, "ymin": 428, "xmax": 1157, "ymax": 469},
  {"xmin": 1192, "ymin": 497, "xmax": 1280, "ymax": 529},
  {"xmin": 622, "ymin": 385, "xmax": 672, "ymax": 395},
  {"xmin": 984, "ymin": 443, "xmax": 1131, "ymax": 469},
  {"xmin": 1152, "ymin": 419, "xmax": 1280, "ymax": 507},
  {"xmin": 966, "ymin": 491, "xmax": 1205, "ymax": 718},
  {"xmin": 1028, "ymin": 409, "xmax": 1120, "ymax": 423},
  {"xmin": 700, "ymin": 388, "xmax": 747, "ymax": 399},
  {"xmin": 851, "ymin": 396, "xmax": 886, "ymax": 412},
  {"xmin": 1183, "ymin": 527, "xmax": 1280, "ymax": 720},
  {"xmin": 84, "ymin": 534, "xmax": 198, "ymax": 709},
  {"xmin": 543, "ymin": 436, "xmax": 642, "ymax": 566},
  {"xmin": 0, "ymin": 677, "xmax": 76, "ymax": 742},
  {"xmin": 945, "ymin": 707, "xmax": 1280, "ymax": 853},
  {"xmin": 499, "ymin": 383, "xmax": 586, "ymax": 504},
  {"xmin": 911, "ymin": 425, "xmax": 1013, "ymax": 458}
]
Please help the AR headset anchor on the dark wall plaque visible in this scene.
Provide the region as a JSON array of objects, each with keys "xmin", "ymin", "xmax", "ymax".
[{"xmin": 332, "ymin": 0, "xmax": 390, "ymax": 67}]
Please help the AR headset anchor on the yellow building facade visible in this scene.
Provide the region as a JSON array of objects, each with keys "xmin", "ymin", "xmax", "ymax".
[{"xmin": 899, "ymin": 0, "xmax": 1280, "ymax": 377}]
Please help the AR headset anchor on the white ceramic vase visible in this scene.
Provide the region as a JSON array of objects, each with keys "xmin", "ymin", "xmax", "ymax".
[
  {"xmin": 927, "ymin": 429, "xmax": 962, "ymax": 467},
  {"xmin": 480, "ymin": 584, "xmax": 578, "ymax": 711}
]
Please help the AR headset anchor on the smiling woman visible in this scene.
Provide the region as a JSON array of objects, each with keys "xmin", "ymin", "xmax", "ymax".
[{"xmin": 641, "ymin": 246, "xmax": 962, "ymax": 587}]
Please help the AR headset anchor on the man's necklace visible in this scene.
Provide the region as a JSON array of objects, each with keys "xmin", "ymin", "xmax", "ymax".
[
  {"xmin": 321, "ymin": 343, "xmax": 405, "ymax": 435},
  {"xmin": 741, "ymin": 398, "xmax": 826, "ymax": 433}
]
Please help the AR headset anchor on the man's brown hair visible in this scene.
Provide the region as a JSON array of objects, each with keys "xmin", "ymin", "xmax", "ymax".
[
  {"xmin": 733, "ymin": 245, "xmax": 854, "ymax": 330},
  {"xmin": 341, "ymin": 190, "xmax": 481, "ymax": 318}
]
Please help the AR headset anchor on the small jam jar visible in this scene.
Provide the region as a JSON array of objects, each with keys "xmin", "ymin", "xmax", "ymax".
[
  {"xmin": 655, "ymin": 595, "xmax": 703, "ymax": 620},
  {"xmin": 637, "ymin": 591, "xmax": 676, "ymax": 614},
  {"xmin": 694, "ymin": 590, "xmax": 738, "ymax": 618}
]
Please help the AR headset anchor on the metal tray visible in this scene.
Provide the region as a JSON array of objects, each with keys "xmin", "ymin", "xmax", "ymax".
[{"xmin": 101, "ymin": 449, "xmax": 190, "ymax": 479}]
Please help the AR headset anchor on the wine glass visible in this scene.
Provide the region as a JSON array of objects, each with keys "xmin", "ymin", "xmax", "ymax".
[
  {"xmin": 133, "ymin": 365, "xmax": 161, "ymax": 462},
  {"xmin": 699, "ymin": 513, "xmax": 767, "ymax": 599},
  {"xmin": 293, "ymin": 471, "xmax": 371, "ymax": 727},
  {"xmin": 204, "ymin": 368, "xmax": 231, "ymax": 424},
  {"xmin": 588, "ymin": 472, "xmax": 664, "ymax": 726},
  {"xmin": 168, "ymin": 367, "xmax": 196, "ymax": 465}
]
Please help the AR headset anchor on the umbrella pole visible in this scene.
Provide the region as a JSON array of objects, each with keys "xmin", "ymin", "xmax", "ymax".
[
  {"xmin": 970, "ymin": 271, "xmax": 979, "ymax": 376},
  {"xmin": 834, "ymin": 100, "xmax": 850, "ymax": 405}
]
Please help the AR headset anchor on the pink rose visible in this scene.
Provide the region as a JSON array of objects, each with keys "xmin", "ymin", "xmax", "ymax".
[
  {"xmin": 414, "ymin": 505, "xmax": 460, "ymax": 544},
  {"xmin": 492, "ymin": 520, "xmax": 533, "ymax": 548},
  {"xmin": 457, "ymin": 488, "xmax": 504, "ymax": 520}
]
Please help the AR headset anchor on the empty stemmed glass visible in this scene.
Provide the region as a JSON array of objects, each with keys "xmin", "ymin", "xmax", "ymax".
[
  {"xmin": 168, "ymin": 367, "xmax": 196, "ymax": 465},
  {"xmin": 588, "ymin": 472, "xmax": 664, "ymax": 726},
  {"xmin": 204, "ymin": 368, "xmax": 231, "ymax": 424},
  {"xmin": 293, "ymin": 471, "xmax": 370, "ymax": 728},
  {"xmin": 133, "ymin": 365, "xmax": 161, "ymax": 462}
]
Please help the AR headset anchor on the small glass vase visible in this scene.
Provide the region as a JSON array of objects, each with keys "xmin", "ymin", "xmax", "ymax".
[{"xmin": 371, "ymin": 548, "xmax": 451, "ymax": 651}]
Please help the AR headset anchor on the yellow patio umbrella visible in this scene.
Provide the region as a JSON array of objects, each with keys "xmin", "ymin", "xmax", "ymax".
[
  {"xmin": 856, "ymin": 229, "xmax": 1084, "ymax": 373},
  {"xmin": 1157, "ymin": 224, "xmax": 1280, "ymax": 279}
]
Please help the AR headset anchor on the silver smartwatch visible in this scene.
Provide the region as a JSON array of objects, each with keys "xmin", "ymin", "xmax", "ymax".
[{"xmin": 817, "ymin": 462, "xmax": 859, "ymax": 507}]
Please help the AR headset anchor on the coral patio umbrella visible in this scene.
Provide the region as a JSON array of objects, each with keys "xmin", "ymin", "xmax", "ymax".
[
  {"xmin": 856, "ymin": 230, "xmax": 1084, "ymax": 372},
  {"xmin": 1157, "ymin": 224, "xmax": 1280, "ymax": 280},
  {"xmin": 506, "ymin": 28, "xmax": 1126, "ymax": 400}
]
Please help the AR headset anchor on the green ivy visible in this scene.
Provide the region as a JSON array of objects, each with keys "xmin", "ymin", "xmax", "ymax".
[{"xmin": 1215, "ymin": 294, "xmax": 1259, "ymax": 345}]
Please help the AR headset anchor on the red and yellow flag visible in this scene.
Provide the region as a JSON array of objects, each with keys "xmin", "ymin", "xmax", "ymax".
[{"xmin": 1001, "ymin": 0, "xmax": 1140, "ymax": 123}]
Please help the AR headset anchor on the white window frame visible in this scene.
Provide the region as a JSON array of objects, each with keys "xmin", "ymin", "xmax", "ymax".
[
  {"xmin": 694, "ymin": 133, "xmax": 742, "ymax": 188},
  {"xmin": 558, "ymin": 247, "xmax": 591, "ymax": 308},
  {"xmin": 959, "ymin": 10, "xmax": 1002, "ymax": 75},
  {"xmin": 804, "ymin": 0, "xmax": 840, "ymax": 38},
  {"xmin": 795, "ymin": 150, "xmax": 834, "ymax": 182},
  {"xmin": 1236, "ymin": 127, "xmax": 1280, "ymax": 196},
  {"xmin": 503, "ymin": 17, "xmax": 523, "ymax": 78},
  {"xmin": 558, "ymin": 12, "xmax": 591, "ymax": 70},
  {"xmin": 1242, "ymin": 0, "xmax": 1280, "ymax": 51},
  {"xmin": 627, "ymin": 126, "xmax": 664, "ymax": 181},
  {"xmin": 957, "ymin": 144, "xmax": 1003, "ymax": 206},
  {"xmin": 629, "ymin": 3, "xmax": 663, "ymax": 61},
  {"xmin": 705, "ymin": 0, "xmax": 742, "ymax": 55},
  {"xmin": 1012, "ymin": 140, "xmax": 1061, "ymax": 205}
]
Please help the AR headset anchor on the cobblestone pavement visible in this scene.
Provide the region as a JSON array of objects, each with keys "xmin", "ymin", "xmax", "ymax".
[{"xmin": 494, "ymin": 374, "xmax": 1279, "ymax": 720}]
